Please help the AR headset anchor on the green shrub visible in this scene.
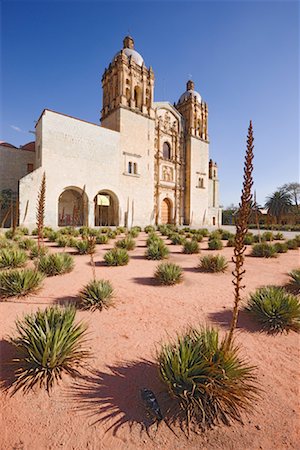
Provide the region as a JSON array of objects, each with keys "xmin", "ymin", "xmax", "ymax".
[
  {"xmin": 68, "ymin": 237, "xmax": 79, "ymax": 248},
  {"xmin": 261, "ymin": 231, "xmax": 274, "ymax": 241},
  {"xmin": 104, "ymin": 248, "xmax": 129, "ymax": 266},
  {"xmin": 31, "ymin": 228, "xmax": 38, "ymax": 236},
  {"xmin": 274, "ymin": 232, "xmax": 284, "ymax": 240},
  {"xmin": 273, "ymin": 242, "xmax": 288, "ymax": 253},
  {"xmin": 289, "ymin": 269, "xmax": 300, "ymax": 290},
  {"xmin": 158, "ymin": 327, "xmax": 258, "ymax": 429},
  {"xmin": 115, "ymin": 236, "xmax": 136, "ymax": 251},
  {"xmin": 294, "ymin": 234, "xmax": 300, "ymax": 245},
  {"xmin": 79, "ymin": 279, "xmax": 114, "ymax": 311},
  {"xmin": 208, "ymin": 238, "xmax": 223, "ymax": 250},
  {"xmin": 146, "ymin": 241, "xmax": 169, "ymax": 260},
  {"xmin": 244, "ymin": 233, "xmax": 254, "ymax": 245},
  {"xmin": 227, "ymin": 237, "xmax": 235, "ymax": 247},
  {"xmin": 154, "ymin": 262, "xmax": 183, "ymax": 285},
  {"xmin": 199, "ymin": 255, "xmax": 228, "ymax": 273},
  {"xmin": 107, "ymin": 231, "xmax": 117, "ymax": 239},
  {"xmin": 18, "ymin": 238, "xmax": 35, "ymax": 250},
  {"xmin": 37, "ymin": 253, "xmax": 74, "ymax": 276},
  {"xmin": 253, "ymin": 234, "xmax": 266, "ymax": 243},
  {"xmin": 170, "ymin": 234, "xmax": 186, "ymax": 245},
  {"xmin": 132, "ymin": 226, "xmax": 142, "ymax": 232},
  {"xmin": 251, "ymin": 243, "xmax": 277, "ymax": 258},
  {"xmin": 129, "ymin": 228, "xmax": 139, "ymax": 238},
  {"xmin": 144, "ymin": 225, "xmax": 156, "ymax": 233},
  {"xmin": 9, "ymin": 306, "xmax": 89, "ymax": 393},
  {"xmin": 183, "ymin": 239, "xmax": 200, "ymax": 254},
  {"xmin": 59, "ymin": 226, "xmax": 80, "ymax": 236},
  {"xmin": 209, "ymin": 230, "xmax": 222, "ymax": 240},
  {"xmin": 286, "ymin": 239, "xmax": 299, "ymax": 250},
  {"xmin": 96, "ymin": 233, "xmax": 109, "ymax": 244},
  {"xmin": 220, "ymin": 230, "xmax": 234, "ymax": 240},
  {"xmin": 246, "ymin": 286, "xmax": 300, "ymax": 334},
  {"xmin": 0, "ymin": 268, "xmax": 44, "ymax": 298},
  {"xmin": 197, "ymin": 228, "xmax": 209, "ymax": 237},
  {"xmin": 30, "ymin": 244, "xmax": 49, "ymax": 259},
  {"xmin": 146, "ymin": 233, "xmax": 161, "ymax": 246},
  {"xmin": 75, "ymin": 239, "xmax": 95, "ymax": 255},
  {"xmin": 5, "ymin": 229, "xmax": 17, "ymax": 239},
  {"xmin": 191, "ymin": 233, "xmax": 203, "ymax": 243},
  {"xmin": 17, "ymin": 227, "xmax": 29, "ymax": 235},
  {"xmin": 42, "ymin": 226, "xmax": 54, "ymax": 238},
  {"xmin": 0, "ymin": 248, "xmax": 28, "ymax": 269},
  {"xmin": 98, "ymin": 227, "xmax": 110, "ymax": 234},
  {"xmin": 47, "ymin": 231, "xmax": 59, "ymax": 242},
  {"xmin": 56, "ymin": 235, "xmax": 70, "ymax": 248},
  {"xmin": 0, "ymin": 238, "xmax": 13, "ymax": 249}
]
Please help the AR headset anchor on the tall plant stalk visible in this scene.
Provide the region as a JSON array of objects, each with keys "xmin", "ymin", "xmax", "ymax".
[
  {"xmin": 226, "ymin": 121, "xmax": 254, "ymax": 350},
  {"xmin": 36, "ymin": 172, "xmax": 46, "ymax": 249}
]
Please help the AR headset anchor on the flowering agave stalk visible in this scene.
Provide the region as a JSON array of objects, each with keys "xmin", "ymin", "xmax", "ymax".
[
  {"xmin": 36, "ymin": 172, "xmax": 46, "ymax": 249},
  {"xmin": 226, "ymin": 121, "xmax": 254, "ymax": 350}
]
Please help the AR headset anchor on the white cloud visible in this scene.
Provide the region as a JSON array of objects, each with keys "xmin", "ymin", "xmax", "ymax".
[{"xmin": 10, "ymin": 125, "xmax": 23, "ymax": 132}]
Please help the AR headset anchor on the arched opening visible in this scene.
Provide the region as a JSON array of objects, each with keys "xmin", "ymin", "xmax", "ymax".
[
  {"xmin": 58, "ymin": 187, "xmax": 88, "ymax": 227},
  {"xmin": 134, "ymin": 86, "xmax": 142, "ymax": 111},
  {"xmin": 161, "ymin": 197, "xmax": 172, "ymax": 224},
  {"xmin": 94, "ymin": 190, "xmax": 119, "ymax": 226},
  {"xmin": 163, "ymin": 142, "xmax": 171, "ymax": 160},
  {"xmin": 126, "ymin": 87, "xmax": 130, "ymax": 106}
]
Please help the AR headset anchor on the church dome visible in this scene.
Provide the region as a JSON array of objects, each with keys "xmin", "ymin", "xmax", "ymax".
[
  {"xmin": 113, "ymin": 36, "xmax": 144, "ymax": 67},
  {"xmin": 178, "ymin": 80, "xmax": 202, "ymax": 104}
]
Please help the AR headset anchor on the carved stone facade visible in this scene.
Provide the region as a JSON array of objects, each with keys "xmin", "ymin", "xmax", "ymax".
[{"xmin": 3, "ymin": 36, "xmax": 221, "ymax": 229}]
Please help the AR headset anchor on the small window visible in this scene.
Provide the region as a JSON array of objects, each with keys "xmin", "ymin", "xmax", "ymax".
[
  {"xmin": 27, "ymin": 163, "xmax": 34, "ymax": 173},
  {"xmin": 198, "ymin": 177, "xmax": 204, "ymax": 188},
  {"xmin": 133, "ymin": 162, "xmax": 137, "ymax": 174},
  {"xmin": 214, "ymin": 170, "xmax": 216, "ymax": 178},
  {"xmin": 163, "ymin": 142, "xmax": 171, "ymax": 160},
  {"xmin": 128, "ymin": 161, "xmax": 133, "ymax": 174},
  {"xmin": 212, "ymin": 217, "xmax": 216, "ymax": 226}
]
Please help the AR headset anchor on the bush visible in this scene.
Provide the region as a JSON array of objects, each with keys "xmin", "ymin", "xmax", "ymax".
[
  {"xmin": 37, "ymin": 253, "xmax": 74, "ymax": 276},
  {"xmin": 274, "ymin": 232, "xmax": 284, "ymax": 240},
  {"xmin": 197, "ymin": 228, "xmax": 209, "ymax": 237},
  {"xmin": 47, "ymin": 231, "xmax": 59, "ymax": 242},
  {"xmin": 208, "ymin": 238, "xmax": 223, "ymax": 250},
  {"xmin": 209, "ymin": 230, "xmax": 222, "ymax": 240},
  {"xmin": 244, "ymin": 233, "xmax": 254, "ymax": 245},
  {"xmin": 115, "ymin": 236, "xmax": 136, "ymax": 251},
  {"xmin": 5, "ymin": 229, "xmax": 17, "ymax": 239},
  {"xmin": 158, "ymin": 327, "xmax": 258, "ymax": 429},
  {"xmin": 289, "ymin": 269, "xmax": 300, "ymax": 290},
  {"xmin": 154, "ymin": 262, "xmax": 183, "ymax": 285},
  {"xmin": 129, "ymin": 228, "xmax": 139, "ymax": 238},
  {"xmin": 75, "ymin": 239, "xmax": 95, "ymax": 255},
  {"xmin": 170, "ymin": 234, "xmax": 186, "ymax": 245},
  {"xmin": 31, "ymin": 228, "xmax": 38, "ymax": 236},
  {"xmin": 199, "ymin": 255, "xmax": 228, "ymax": 273},
  {"xmin": 246, "ymin": 286, "xmax": 300, "ymax": 333},
  {"xmin": 0, "ymin": 268, "xmax": 44, "ymax": 298},
  {"xmin": 220, "ymin": 230, "xmax": 234, "ymax": 240},
  {"xmin": 261, "ymin": 231, "xmax": 274, "ymax": 241},
  {"xmin": 0, "ymin": 238, "xmax": 13, "ymax": 249},
  {"xmin": 104, "ymin": 248, "xmax": 129, "ymax": 266},
  {"xmin": 0, "ymin": 248, "xmax": 27, "ymax": 269},
  {"xmin": 273, "ymin": 242, "xmax": 288, "ymax": 253},
  {"xmin": 56, "ymin": 235, "xmax": 70, "ymax": 248},
  {"xmin": 144, "ymin": 225, "xmax": 156, "ymax": 233},
  {"xmin": 59, "ymin": 226, "xmax": 80, "ymax": 237},
  {"xmin": 96, "ymin": 233, "xmax": 109, "ymax": 244},
  {"xmin": 18, "ymin": 238, "xmax": 35, "ymax": 250},
  {"xmin": 226, "ymin": 237, "xmax": 235, "ymax": 247},
  {"xmin": 251, "ymin": 243, "xmax": 277, "ymax": 258},
  {"xmin": 30, "ymin": 244, "xmax": 49, "ymax": 259},
  {"xmin": 107, "ymin": 231, "xmax": 117, "ymax": 239},
  {"xmin": 116, "ymin": 226, "xmax": 127, "ymax": 234},
  {"xmin": 183, "ymin": 239, "xmax": 200, "ymax": 254},
  {"xmin": 146, "ymin": 241, "xmax": 169, "ymax": 260},
  {"xmin": 191, "ymin": 233, "xmax": 203, "ymax": 243},
  {"xmin": 79, "ymin": 279, "xmax": 114, "ymax": 311},
  {"xmin": 146, "ymin": 233, "xmax": 161, "ymax": 246},
  {"xmin": 9, "ymin": 306, "xmax": 89, "ymax": 393},
  {"xmin": 286, "ymin": 239, "xmax": 299, "ymax": 250}
]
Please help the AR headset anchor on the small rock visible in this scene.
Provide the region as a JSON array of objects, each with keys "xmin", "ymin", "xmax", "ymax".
[{"xmin": 255, "ymin": 425, "xmax": 261, "ymax": 430}]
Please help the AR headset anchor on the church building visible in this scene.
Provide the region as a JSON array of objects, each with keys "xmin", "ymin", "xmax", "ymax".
[{"xmin": 0, "ymin": 36, "xmax": 221, "ymax": 229}]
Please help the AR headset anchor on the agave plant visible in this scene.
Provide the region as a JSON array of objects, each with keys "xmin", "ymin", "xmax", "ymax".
[
  {"xmin": 251, "ymin": 243, "xmax": 277, "ymax": 258},
  {"xmin": 145, "ymin": 241, "xmax": 169, "ymax": 260},
  {"xmin": 273, "ymin": 242, "xmax": 288, "ymax": 253},
  {"xmin": 199, "ymin": 255, "xmax": 228, "ymax": 273},
  {"xmin": 146, "ymin": 233, "xmax": 161, "ymax": 246},
  {"xmin": 30, "ymin": 244, "xmax": 49, "ymax": 259},
  {"xmin": 56, "ymin": 235, "xmax": 70, "ymax": 248},
  {"xmin": 170, "ymin": 233, "xmax": 186, "ymax": 245},
  {"xmin": 96, "ymin": 233, "xmax": 109, "ymax": 244},
  {"xmin": 18, "ymin": 238, "xmax": 35, "ymax": 250},
  {"xmin": 0, "ymin": 268, "xmax": 44, "ymax": 298},
  {"xmin": 289, "ymin": 269, "xmax": 300, "ymax": 291},
  {"xmin": 158, "ymin": 327, "xmax": 258, "ymax": 430},
  {"xmin": 208, "ymin": 238, "xmax": 223, "ymax": 250},
  {"xmin": 0, "ymin": 248, "xmax": 28, "ymax": 269},
  {"xmin": 104, "ymin": 248, "xmax": 129, "ymax": 266},
  {"xmin": 115, "ymin": 236, "xmax": 136, "ymax": 251},
  {"xmin": 154, "ymin": 262, "xmax": 183, "ymax": 285},
  {"xmin": 246, "ymin": 286, "xmax": 300, "ymax": 333},
  {"xmin": 286, "ymin": 239, "xmax": 298, "ymax": 250},
  {"xmin": 36, "ymin": 253, "xmax": 74, "ymax": 276},
  {"xmin": 9, "ymin": 306, "xmax": 89, "ymax": 393},
  {"xmin": 79, "ymin": 279, "xmax": 114, "ymax": 311},
  {"xmin": 183, "ymin": 239, "xmax": 200, "ymax": 254},
  {"xmin": 144, "ymin": 225, "xmax": 156, "ymax": 233},
  {"xmin": 75, "ymin": 239, "xmax": 95, "ymax": 255}
]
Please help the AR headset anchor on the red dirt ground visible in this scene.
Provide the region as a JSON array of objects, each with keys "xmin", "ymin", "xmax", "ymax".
[{"xmin": 0, "ymin": 233, "xmax": 299, "ymax": 450}]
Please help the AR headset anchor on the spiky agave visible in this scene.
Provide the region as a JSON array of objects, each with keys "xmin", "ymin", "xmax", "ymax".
[
  {"xmin": 0, "ymin": 268, "xmax": 44, "ymax": 298},
  {"xmin": 36, "ymin": 253, "xmax": 74, "ymax": 276},
  {"xmin": 9, "ymin": 306, "xmax": 89, "ymax": 393},
  {"xmin": 79, "ymin": 279, "xmax": 114, "ymax": 311},
  {"xmin": 158, "ymin": 327, "xmax": 259, "ymax": 430}
]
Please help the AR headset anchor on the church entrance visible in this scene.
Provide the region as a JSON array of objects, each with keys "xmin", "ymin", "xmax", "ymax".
[
  {"xmin": 94, "ymin": 190, "xmax": 119, "ymax": 226},
  {"xmin": 58, "ymin": 187, "xmax": 88, "ymax": 227},
  {"xmin": 161, "ymin": 198, "xmax": 172, "ymax": 224}
]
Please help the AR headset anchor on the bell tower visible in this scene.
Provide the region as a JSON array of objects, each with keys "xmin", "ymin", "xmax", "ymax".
[
  {"xmin": 101, "ymin": 36, "xmax": 155, "ymax": 124},
  {"xmin": 175, "ymin": 80, "xmax": 208, "ymax": 141}
]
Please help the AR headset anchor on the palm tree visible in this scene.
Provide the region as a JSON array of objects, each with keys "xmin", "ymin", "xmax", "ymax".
[{"xmin": 265, "ymin": 190, "xmax": 292, "ymax": 224}]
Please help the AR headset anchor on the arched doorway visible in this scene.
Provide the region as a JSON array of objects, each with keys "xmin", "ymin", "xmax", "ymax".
[
  {"xmin": 58, "ymin": 187, "xmax": 88, "ymax": 227},
  {"xmin": 94, "ymin": 190, "xmax": 119, "ymax": 226},
  {"xmin": 161, "ymin": 198, "xmax": 172, "ymax": 224}
]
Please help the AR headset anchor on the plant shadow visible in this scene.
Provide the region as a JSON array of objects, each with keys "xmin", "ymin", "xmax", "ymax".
[
  {"xmin": 67, "ymin": 359, "xmax": 173, "ymax": 436},
  {"xmin": 132, "ymin": 276, "xmax": 158, "ymax": 286},
  {"xmin": 53, "ymin": 295, "xmax": 80, "ymax": 306},
  {"xmin": 208, "ymin": 308, "xmax": 261, "ymax": 333},
  {"xmin": 0, "ymin": 339, "xmax": 18, "ymax": 391}
]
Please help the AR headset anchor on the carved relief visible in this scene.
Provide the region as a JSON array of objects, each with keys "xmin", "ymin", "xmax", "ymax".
[{"xmin": 162, "ymin": 165, "xmax": 173, "ymax": 182}]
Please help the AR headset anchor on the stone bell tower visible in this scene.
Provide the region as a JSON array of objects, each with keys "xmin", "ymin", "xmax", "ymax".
[
  {"xmin": 101, "ymin": 36, "xmax": 155, "ymax": 124},
  {"xmin": 175, "ymin": 80, "xmax": 208, "ymax": 141}
]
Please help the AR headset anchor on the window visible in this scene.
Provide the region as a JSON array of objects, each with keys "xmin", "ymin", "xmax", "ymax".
[
  {"xmin": 133, "ymin": 162, "xmax": 138, "ymax": 174},
  {"xmin": 163, "ymin": 142, "xmax": 171, "ymax": 160},
  {"xmin": 134, "ymin": 86, "xmax": 142, "ymax": 110},
  {"xmin": 212, "ymin": 217, "xmax": 216, "ymax": 226},
  {"xmin": 198, "ymin": 177, "xmax": 204, "ymax": 188},
  {"xmin": 27, "ymin": 163, "xmax": 33, "ymax": 173},
  {"xmin": 128, "ymin": 161, "xmax": 133, "ymax": 174}
]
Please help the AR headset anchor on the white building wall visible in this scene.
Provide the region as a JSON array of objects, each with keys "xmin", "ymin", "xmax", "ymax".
[{"xmin": 0, "ymin": 145, "xmax": 35, "ymax": 194}]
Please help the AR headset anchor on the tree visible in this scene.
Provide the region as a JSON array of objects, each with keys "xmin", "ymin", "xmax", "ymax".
[
  {"xmin": 265, "ymin": 190, "xmax": 293, "ymax": 224},
  {"xmin": 279, "ymin": 182, "xmax": 300, "ymax": 209}
]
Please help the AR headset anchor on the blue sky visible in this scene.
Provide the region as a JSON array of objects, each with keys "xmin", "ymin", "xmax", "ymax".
[{"xmin": 1, "ymin": 0, "xmax": 299, "ymax": 207}]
